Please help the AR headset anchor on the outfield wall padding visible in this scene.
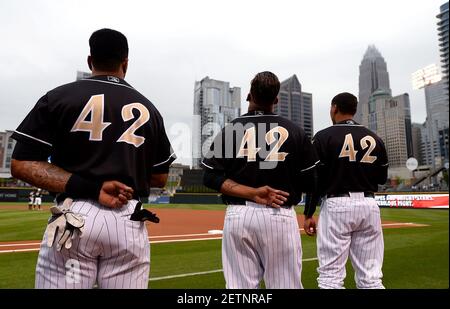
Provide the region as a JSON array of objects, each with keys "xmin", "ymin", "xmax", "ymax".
[
  {"xmin": 170, "ymin": 193, "xmax": 223, "ymax": 204},
  {"xmin": 0, "ymin": 188, "xmax": 53, "ymax": 203}
]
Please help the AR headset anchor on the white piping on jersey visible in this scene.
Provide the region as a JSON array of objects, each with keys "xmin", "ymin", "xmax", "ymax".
[
  {"xmin": 201, "ymin": 161, "xmax": 214, "ymax": 170},
  {"xmin": 237, "ymin": 114, "xmax": 280, "ymax": 118},
  {"xmin": 381, "ymin": 163, "xmax": 389, "ymax": 167},
  {"xmin": 14, "ymin": 130, "xmax": 53, "ymax": 147},
  {"xmin": 80, "ymin": 78, "xmax": 135, "ymax": 90},
  {"xmin": 300, "ymin": 160, "xmax": 320, "ymax": 172},
  {"xmin": 153, "ymin": 153, "xmax": 175, "ymax": 167},
  {"xmin": 333, "ymin": 124, "xmax": 364, "ymax": 127}
]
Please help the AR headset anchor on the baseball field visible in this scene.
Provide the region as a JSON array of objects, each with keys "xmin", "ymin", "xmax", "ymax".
[{"xmin": 0, "ymin": 202, "xmax": 448, "ymax": 289}]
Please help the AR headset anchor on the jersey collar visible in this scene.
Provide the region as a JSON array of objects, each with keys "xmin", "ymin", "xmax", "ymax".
[
  {"xmin": 244, "ymin": 110, "xmax": 277, "ymax": 116},
  {"xmin": 336, "ymin": 119, "xmax": 359, "ymax": 125},
  {"xmin": 86, "ymin": 75, "xmax": 134, "ymax": 88}
]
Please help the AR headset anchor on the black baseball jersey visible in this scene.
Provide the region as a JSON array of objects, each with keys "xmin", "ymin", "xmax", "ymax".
[
  {"xmin": 312, "ymin": 119, "xmax": 388, "ymax": 196},
  {"xmin": 12, "ymin": 75, "xmax": 175, "ymax": 197},
  {"xmin": 202, "ymin": 110, "xmax": 319, "ymax": 205},
  {"xmin": 35, "ymin": 190, "xmax": 42, "ymax": 198}
]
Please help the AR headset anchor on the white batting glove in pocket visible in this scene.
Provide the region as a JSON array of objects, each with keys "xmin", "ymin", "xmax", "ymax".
[{"xmin": 46, "ymin": 198, "xmax": 85, "ymax": 251}]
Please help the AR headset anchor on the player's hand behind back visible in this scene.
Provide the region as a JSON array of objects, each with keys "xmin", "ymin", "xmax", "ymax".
[
  {"xmin": 252, "ymin": 186, "xmax": 289, "ymax": 208},
  {"xmin": 303, "ymin": 216, "xmax": 317, "ymax": 236},
  {"xmin": 99, "ymin": 181, "xmax": 134, "ymax": 209}
]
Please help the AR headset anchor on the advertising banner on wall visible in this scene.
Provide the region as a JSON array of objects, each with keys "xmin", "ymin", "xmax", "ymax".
[{"xmin": 375, "ymin": 193, "xmax": 449, "ymax": 208}]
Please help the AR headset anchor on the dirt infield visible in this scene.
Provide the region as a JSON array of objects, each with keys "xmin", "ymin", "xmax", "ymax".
[
  {"xmin": 145, "ymin": 208, "xmax": 428, "ymax": 235},
  {"xmin": 0, "ymin": 207, "xmax": 427, "ymax": 253}
]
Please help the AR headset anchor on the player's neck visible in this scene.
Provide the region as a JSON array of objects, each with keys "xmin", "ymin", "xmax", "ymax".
[
  {"xmin": 248, "ymin": 102, "xmax": 274, "ymax": 113},
  {"xmin": 91, "ymin": 69, "xmax": 125, "ymax": 79},
  {"xmin": 333, "ymin": 114, "xmax": 354, "ymax": 124}
]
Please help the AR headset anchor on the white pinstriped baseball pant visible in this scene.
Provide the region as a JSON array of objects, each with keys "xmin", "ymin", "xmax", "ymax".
[
  {"xmin": 35, "ymin": 199, "xmax": 150, "ymax": 289},
  {"xmin": 222, "ymin": 202, "xmax": 303, "ymax": 289},
  {"xmin": 317, "ymin": 193, "xmax": 385, "ymax": 289}
]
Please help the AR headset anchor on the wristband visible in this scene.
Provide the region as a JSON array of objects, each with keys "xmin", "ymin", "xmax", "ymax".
[
  {"xmin": 203, "ymin": 170, "xmax": 227, "ymax": 192},
  {"xmin": 65, "ymin": 174, "xmax": 102, "ymax": 200}
]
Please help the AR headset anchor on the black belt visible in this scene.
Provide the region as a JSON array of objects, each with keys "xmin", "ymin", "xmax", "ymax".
[{"xmin": 327, "ymin": 192, "xmax": 374, "ymax": 198}]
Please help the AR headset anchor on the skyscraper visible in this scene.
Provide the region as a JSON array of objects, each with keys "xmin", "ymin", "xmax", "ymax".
[
  {"xmin": 365, "ymin": 91, "xmax": 412, "ymax": 167},
  {"xmin": 357, "ymin": 45, "xmax": 391, "ymax": 124},
  {"xmin": 274, "ymin": 75, "xmax": 314, "ymax": 138},
  {"xmin": 0, "ymin": 133, "xmax": 4, "ymax": 169},
  {"xmin": 192, "ymin": 77, "xmax": 241, "ymax": 168},
  {"xmin": 439, "ymin": 127, "xmax": 449, "ymax": 163},
  {"xmin": 0, "ymin": 130, "xmax": 16, "ymax": 176},
  {"xmin": 411, "ymin": 123, "xmax": 424, "ymax": 164},
  {"xmin": 437, "ymin": 2, "xmax": 449, "ymax": 95},
  {"xmin": 419, "ymin": 122, "xmax": 434, "ymax": 166},
  {"xmin": 411, "ymin": 64, "xmax": 449, "ymax": 167},
  {"xmin": 425, "ymin": 79, "xmax": 449, "ymax": 167}
]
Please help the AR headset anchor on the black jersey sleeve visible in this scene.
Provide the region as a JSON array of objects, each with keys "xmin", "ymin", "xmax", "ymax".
[
  {"xmin": 296, "ymin": 131, "xmax": 320, "ymax": 217},
  {"xmin": 311, "ymin": 132, "xmax": 328, "ymax": 195},
  {"xmin": 375, "ymin": 138, "xmax": 389, "ymax": 184},
  {"xmin": 298, "ymin": 134, "xmax": 320, "ymax": 174},
  {"xmin": 201, "ymin": 128, "xmax": 229, "ymax": 191},
  {"xmin": 377, "ymin": 139, "xmax": 389, "ymax": 166},
  {"xmin": 11, "ymin": 94, "xmax": 55, "ymax": 152},
  {"xmin": 303, "ymin": 132, "xmax": 325, "ymax": 218},
  {"xmin": 297, "ymin": 133, "xmax": 320, "ymax": 194},
  {"xmin": 311, "ymin": 132, "xmax": 325, "ymax": 161},
  {"xmin": 201, "ymin": 127, "xmax": 228, "ymax": 172},
  {"xmin": 12, "ymin": 140, "xmax": 51, "ymax": 161},
  {"xmin": 151, "ymin": 112, "xmax": 176, "ymax": 174}
]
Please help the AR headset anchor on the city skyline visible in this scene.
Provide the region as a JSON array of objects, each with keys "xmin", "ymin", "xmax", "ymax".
[{"xmin": 0, "ymin": 0, "xmax": 446, "ymax": 166}]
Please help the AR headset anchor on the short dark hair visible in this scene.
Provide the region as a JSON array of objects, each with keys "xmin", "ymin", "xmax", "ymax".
[
  {"xmin": 331, "ymin": 92, "xmax": 358, "ymax": 115},
  {"xmin": 249, "ymin": 71, "xmax": 280, "ymax": 106},
  {"xmin": 89, "ymin": 28, "xmax": 128, "ymax": 71}
]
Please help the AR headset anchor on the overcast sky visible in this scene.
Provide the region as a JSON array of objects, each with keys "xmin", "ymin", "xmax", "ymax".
[{"xmin": 0, "ymin": 0, "xmax": 445, "ymax": 165}]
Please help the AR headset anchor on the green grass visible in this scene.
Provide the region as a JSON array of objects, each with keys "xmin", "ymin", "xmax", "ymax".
[
  {"xmin": 0, "ymin": 210, "xmax": 48, "ymax": 242},
  {"xmin": 0, "ymin": 252, "xmax": 39, "ymax": 288},
  {"xmin": 375, "ymin": 208, "xmax": 448, "ymax": 289},
  {"xmin": 0, "ymin": 204, "xmax": 447, "ymax": 289},
  {"xmin": 150, "ymin": 240, "xmax": 224, "ymax": 289}
]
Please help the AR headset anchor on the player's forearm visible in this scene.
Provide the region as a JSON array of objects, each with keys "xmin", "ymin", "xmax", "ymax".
[
  {"xmin": 12, "ymin": 159, "xmax": 105, "ymax": 200},
  {"xmin": 220, "ymin": 179, "xmax": 254, "ymax": 201},
  {"xmin": 203, "ymin": 170, "xmax": 256, "ymax": 201},
  {"xmin": 304, "ymin": 193, "xmax": 320, "ymax": 218},
  {"xmin": 11, "ymin": 159, "xmax": 71, "ymax": 193}
]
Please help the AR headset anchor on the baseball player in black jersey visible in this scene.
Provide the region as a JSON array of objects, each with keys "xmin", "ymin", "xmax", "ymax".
[
  {"xmin": 304, "ymin": 92, "xmax": 388, "ymax": 289},
  {"xmin": 11, "ymin": 29, "xmax": 175, "ymax": 288},
  {"xmin": 203, "ymin": 72, "xmax": 319, "ymax": 289}
]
